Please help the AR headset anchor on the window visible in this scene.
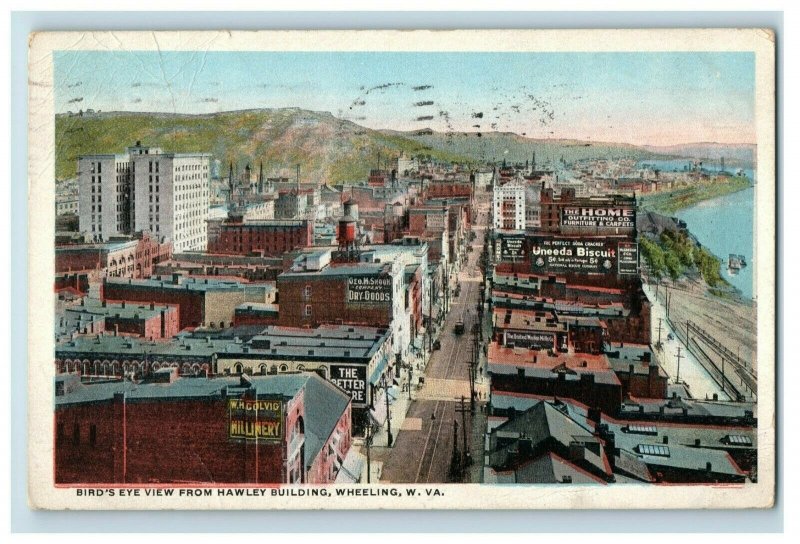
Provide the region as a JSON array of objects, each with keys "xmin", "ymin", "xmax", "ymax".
[
  {"xmin": 89, "ymin": 424, "xmax": 97, "ymax": 446},
  {"xmin": 72, "ymin": 423, "xmax": 80, "ymax": 446},
  {"xmin": 303, "ymin": 285, "xmax": 312, "ymax": 300},
  {"xmin": 724, "ymin": 435, "xmax": 753, "ymax": 446},
  {"xmin": 57, "ymin": 423, "xmax": 65, "ymax": 444},
  {"xmin": 55, "ymin": 381, "xmax": 64, "ymax": 396},
  {"xmin": 626, "ymin": 424, "xmax": 658, "ymax": 436},
  {"xmin": 636, "ymin": 444, "xmax": 670, "ymax": 457},
  {"xmin": 304, "ymin": 304, "xmax": 312, "ymax": 317}
]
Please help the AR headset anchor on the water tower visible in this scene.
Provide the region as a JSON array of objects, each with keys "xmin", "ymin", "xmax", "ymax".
[{"xmin": 336, "ymin": 211, "xmax": 359, "ymax": 262}]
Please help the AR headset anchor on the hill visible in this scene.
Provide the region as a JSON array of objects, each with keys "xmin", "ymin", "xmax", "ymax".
[
  {"xmin": 384, "ymin": 129, "xmax": 665, "ymax": 166},
  {"xmin": 642, "ymin": 142, "xmax": 756, "ymax": 168},
  {"xmin": 54, "ymin": 108, "xmax": 732, "ymax": 184},
  {"xmin": 54, "ymin": 109, "xmax": 472, "ymax": 183}
]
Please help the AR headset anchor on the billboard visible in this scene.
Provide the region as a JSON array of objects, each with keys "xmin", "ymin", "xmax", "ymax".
[
  {"xmin": 498, "ymin": 234, "xmax": 526, "ymax": 261},
  {"xmin": 617, "ymin": 242, "xmax": 639, "ymax": 275},
  {"xmin": 561, "ymin": 206, "xmax": 635, "ymax": 230},
  {"xmin": 529, "ymin": 237, "xmax": 618, "ymax": 274},
  {"xmin": 329, "ymin": 364, "xmax": 368, "ymax": 407},
  {"xmin": 346, "ymin": 276, "xmax": 393, "ymax": 305},
  {"xmin": 228, "ymin": 398, "xmax": 284, "ymax": 441},
  {"xmin": 504, "ymin": 331, "xmax": 555, "ymax": 350}
]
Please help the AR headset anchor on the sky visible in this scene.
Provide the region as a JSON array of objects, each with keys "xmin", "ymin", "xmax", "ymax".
[{"xmin": 54, "ymin": 50, "xmax": 756, "ymax": 147}]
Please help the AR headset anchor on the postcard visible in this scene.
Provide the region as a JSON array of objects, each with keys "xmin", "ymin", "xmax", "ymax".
[{"xmin": 27, "ymin": 29, "xmax": 775, "ymax": 509}]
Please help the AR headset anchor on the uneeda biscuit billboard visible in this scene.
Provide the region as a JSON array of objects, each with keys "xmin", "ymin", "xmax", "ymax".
[{"xmin": 530, "ymin": 236, "xmax": 620, "ymax": 275}]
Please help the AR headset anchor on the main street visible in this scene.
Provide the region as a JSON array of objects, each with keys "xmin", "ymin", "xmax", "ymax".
[{"xmin": 376, "ymin": 185, "xmax": 492, "ymax": 484}]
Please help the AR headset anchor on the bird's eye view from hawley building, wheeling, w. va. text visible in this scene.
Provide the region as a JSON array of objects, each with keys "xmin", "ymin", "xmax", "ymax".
[{"xmin": 26, "ymin": 29, "xmax": 775, "ymax": 510}]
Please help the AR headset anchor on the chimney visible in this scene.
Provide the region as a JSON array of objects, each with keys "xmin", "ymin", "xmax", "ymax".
[
  {"xmin": 662, "ymin": 435, "xmax": 669, "ymax": 444},
  {"xmin": 569, "ymin": 441, "xmax": 586, "ymax": 462},
  {"xmin": 150, "ymin": 302, "xmax": 155, "ymax": 310},
  {"xmin": 706, "ymin": 462, "xmax": 712, "ymax": 473},
  {"xmin": 695, "ymin": 438, "xmax": 701, "ymax": 447}
]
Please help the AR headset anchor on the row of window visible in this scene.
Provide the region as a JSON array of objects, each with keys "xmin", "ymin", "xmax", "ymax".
[{"xmin": 56, "ymin": 422, "xmax": 97, "ymax": 447}]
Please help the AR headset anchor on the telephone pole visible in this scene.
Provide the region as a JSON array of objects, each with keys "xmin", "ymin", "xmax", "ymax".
[
  {"xmin": 675, "ymin": 346, "xmax": 684, "ymax": 384},
  {"xmin": 656, "ymin": 318, "xmax": 663, "ymax": 349},
  {"xmin": 456, "ymin": 396, "xmax": 472, "ymax": 475}
]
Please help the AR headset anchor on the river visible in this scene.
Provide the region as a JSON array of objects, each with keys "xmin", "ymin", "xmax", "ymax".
[{"xmin": 673, "ymin": 186, "xmax": 755, "ymax": 300}]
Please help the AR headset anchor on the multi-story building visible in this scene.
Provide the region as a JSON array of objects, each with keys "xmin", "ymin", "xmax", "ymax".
[
  {"xmin": 77, "ymin": 142, "xmax": 211, "ymax": 252},
  {"xmin": 55, "ymin": 232, "xmax": 172, "ymax": 279},
  {"xmin": 207, "ymin": 218, "xmax": 313, "ymax": 256},
  {"xmin": 54, "ymin": 372, "xmax": 353, "ymax": 484},
  {"xmin": 493, "ymin": 179, "xmax": 526, "ymax": 231}
]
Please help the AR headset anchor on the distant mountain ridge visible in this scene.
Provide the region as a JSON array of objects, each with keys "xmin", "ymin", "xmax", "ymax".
[
  {"xmin": 642, "ymin": 142, "xmax": 756, "ymax": 167},
  {"xmin": 54, "ymin": 108, "xmax": 755, "ymax": 182}
]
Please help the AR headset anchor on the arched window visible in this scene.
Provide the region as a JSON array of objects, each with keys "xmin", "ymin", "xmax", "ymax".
[
  {"xmin": 234, "ymin": 362, "xmax": 243, "ymax": 374},
  {"xmin": 279, "ymin": 364, "xmax": 288, "ymax": 372},
  {"xmin": 258, "ymin": 364, "xmax": 267, "ymax": 375}
]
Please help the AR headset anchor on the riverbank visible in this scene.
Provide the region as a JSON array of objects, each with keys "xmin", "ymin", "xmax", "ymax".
[
  {"xmin": 638, "ymin": 175, "xmax": 752, "ymax": 214},
  {"xmin": 647, "ymin": 276, "xmax": 757, "ymax": 379}
]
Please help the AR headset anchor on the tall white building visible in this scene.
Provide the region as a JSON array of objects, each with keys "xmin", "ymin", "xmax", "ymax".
[
  {"xmin": 78, "ymin": 142, "xmax": 211, "ymax": 252},
  {"xmin": 77, "ymin": 154, "xmax": 133, "ymax": 241},
  {"xmin": 492, "ymin": 179, "xmax": 526, "ymax": 231}
]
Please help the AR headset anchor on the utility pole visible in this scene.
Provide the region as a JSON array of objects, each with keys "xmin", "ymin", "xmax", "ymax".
[
  {"xmin": 384, "ymin": 377, "xmax": 393, "ymax": 447},
  {"xmin": 450, "ymin": 420, "xmax": 460, "ymax": 480},
  {"xmin": 675, "ymin": 346, "xmax": 683, "ymax": 384},
  {"xmin": 456, "ymin": 396, "xmax": 471, "ymax": 474},
  {"xmin": 656, "ymin": 318, "xmax": 663, "ymax": 346},
  {"xmin": 365, "ymin": 423, "xmax": 374, "ymax": 484}
]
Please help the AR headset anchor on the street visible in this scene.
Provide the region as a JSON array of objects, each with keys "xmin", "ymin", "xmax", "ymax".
[{"xmin": 375, "ymin": 187, "xmax": 491, "ymax": 483}]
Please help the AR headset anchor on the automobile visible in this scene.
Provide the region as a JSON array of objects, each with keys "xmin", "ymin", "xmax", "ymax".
[
  {"xmin": 454, "ymin": 320, "xmax": 465, "ymax": 335},
  {"xmin": 667, "ymin": 333, "xmax": 674, "ymax": 341},
  {"xmin": 433, "ymin": 340, "xmax": 442, "ymax": 350}
]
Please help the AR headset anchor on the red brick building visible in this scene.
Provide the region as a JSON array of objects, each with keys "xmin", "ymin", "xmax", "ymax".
[
  {"xmin": 207, "ymin": 218, "xmax": 313, "ymax": 256},
  {"xmin": 102, "ymin": 276, "xmax": 274, "ymax": 330},
  {"xmin": 55, "ymin": 232, "xmax": 172, "ymax": 279},
  {"xmin": 424, "ymin": 180, "xmax": 473, "ymax": 201},
  {"xmin": 57, "ymin": 299, "xmax": 180, "ymax": 342},
  {"xmin": 54, "ymin": 372, "xmax": 352, "ymax": 485},
  {"xmin": 277, "ymin": 259, "xmax": 396, "ymax": 329}
]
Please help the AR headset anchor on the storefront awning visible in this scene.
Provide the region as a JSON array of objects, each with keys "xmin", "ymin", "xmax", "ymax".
[
  {"xmin": 369, "ymin": 389, "xmax": 388, "ymax": 426},
  {"xmin": 334, "ymin": 449, "xmax": 366, "ymax": 484}
]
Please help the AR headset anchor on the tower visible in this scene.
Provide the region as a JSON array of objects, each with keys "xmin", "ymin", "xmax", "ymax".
[{"xmin": 335, "ymin": 199, "xmax": 360, "ymax": 262}]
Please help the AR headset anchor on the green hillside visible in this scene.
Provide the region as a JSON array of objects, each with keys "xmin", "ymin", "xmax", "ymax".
[
  {"xmin": 55, "ymin": 109, "xmax": 472, "ymax": 184},
  {"xmin": 55, "ymin": 108, "xmax": 665, "ymax": 184}
]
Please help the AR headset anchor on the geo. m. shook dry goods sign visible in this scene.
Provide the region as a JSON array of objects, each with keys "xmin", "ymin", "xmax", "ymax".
[
  {"xmin": 346, "ymin": 276, "xmax": 393, "ymax": 305},
  {"xmin": 228, "ymin": 398, "xmax": 284, "ymax": 441}
]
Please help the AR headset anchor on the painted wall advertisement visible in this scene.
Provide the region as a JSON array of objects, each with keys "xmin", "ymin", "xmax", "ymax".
[
  {"xmin": 530, "ymin": 237, "xmax": 618, "ymax": 274},
  {"xmin": 504, "ymin": 331, "xmax": 555, "ymax": 350},
  {"xmin": 346, "ymin": 276, "xmax": 393, "ymax": 305},
  {"xmin": 617, "ymin": 242, "xmax": 639, "ymax": 275},
  {"xmin": 498, "ymin": 234, "xmax": 526, "ymax": 261},
  {"xmin": 329, "ymin": 364, "xmax": 368, "ymax": 407},
  {"xmin": 560, "ymin": 206, "xmax": 635, "ymax": 230},
  {"xmin": 228, "ymin": 398, "xmax": 284, "ymax": 441}
]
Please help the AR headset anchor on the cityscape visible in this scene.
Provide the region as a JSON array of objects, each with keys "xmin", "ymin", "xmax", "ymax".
[{"xmin": 50, "ymin": 49, "xmax": 759, "ymax": 488}]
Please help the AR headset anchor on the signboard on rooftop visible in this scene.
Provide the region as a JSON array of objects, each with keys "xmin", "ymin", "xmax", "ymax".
[
  {"xmin": 561, "ymin": 206, "xmax": 635, "ymax": 230},
  {"xmin": 618, "ymin": 242, "xmax": 639, "ymax": 275},
  {"xmin": 529, "ymin": 236, "xmax": 618, "ymax": 274},
  {"xmin": 499, "ymin": 234, "xmax": 527, "ymax": 261}
]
